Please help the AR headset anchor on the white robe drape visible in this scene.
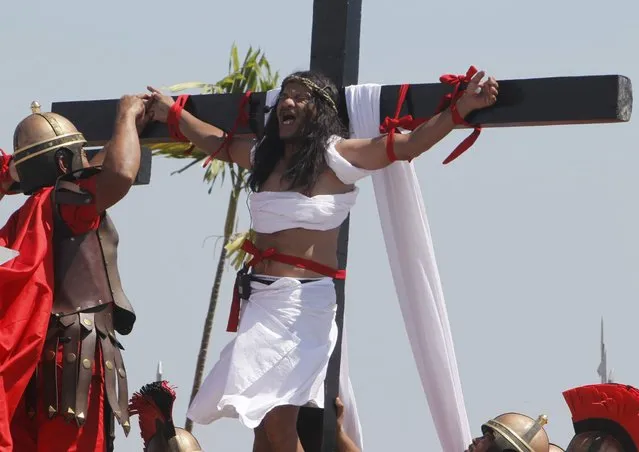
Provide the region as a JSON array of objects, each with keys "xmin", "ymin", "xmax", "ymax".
[{"xmin": 344, "ymin": 84, "xmax": 472, "ymax": 452}]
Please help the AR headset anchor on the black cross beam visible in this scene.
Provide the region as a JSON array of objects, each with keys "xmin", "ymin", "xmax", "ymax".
[
  {"xmin": 50, "ymin": 69, "xmax": 632, "ymax": 452},
  {"xmin": 86, "ymin": 147, "xmax": 153, "ymax": 186},
  {"xmin": 51, "ymin": 75, "xmax": 633, "ymax": 147},
  {"xmin": 50, "ymin": 0, "xmax": 632, "ymax": 449}
]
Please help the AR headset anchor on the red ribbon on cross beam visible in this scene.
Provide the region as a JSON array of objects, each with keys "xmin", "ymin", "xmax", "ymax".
[
  {"xmin": 202, "ymin": 90, "xmax": 252, "ymax": 168},
  {"xmin": 380, "ymin": 65, "xmax": 482, "ymax": 165}
]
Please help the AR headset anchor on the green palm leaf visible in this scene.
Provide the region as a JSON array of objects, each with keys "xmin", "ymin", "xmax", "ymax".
[{"xmin": 165, "ymin": 81, "xmax": 214, "ymax": 92}]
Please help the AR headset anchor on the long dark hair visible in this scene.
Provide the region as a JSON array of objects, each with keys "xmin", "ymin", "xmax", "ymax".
[{"xmin": 248, "ymin": 70, "xmax": 347, "ymax": 194}]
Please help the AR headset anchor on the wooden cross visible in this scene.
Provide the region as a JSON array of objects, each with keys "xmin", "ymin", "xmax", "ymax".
[{"xmin": 50, "ymin": 0, "xmax": 632, "ymax": 449}]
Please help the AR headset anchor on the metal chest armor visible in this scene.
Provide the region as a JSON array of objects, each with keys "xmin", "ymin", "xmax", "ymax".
[{"xmin": 25, "ymin": 182, "xmax": 136, "ymax": 439}]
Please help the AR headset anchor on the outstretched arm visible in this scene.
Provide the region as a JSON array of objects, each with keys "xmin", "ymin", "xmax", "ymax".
[
  {"xmin": 88, "ymin": 106, "xmax": 151, "ymax": 168},
  {"xmin": 93, "ymin": 94, "xmax": 150, "ymax": 214},
  {"xmin": 147, "ymin": 87, "xmax": 255, "ymax": 169},
  {"xmin": 335, "ymin": 71, "xmax": 499, "ymax": 170}
]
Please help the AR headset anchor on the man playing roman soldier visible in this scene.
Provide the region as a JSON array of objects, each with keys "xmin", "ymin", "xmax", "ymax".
[
  {"xmin": 563, "ymin": 382, "xmax": 639, "ymax": 451},
  {"xmin": 0, "ymin": 95, "xmax": 151, "ymax": 451},
  {"xmin": 128, "ymin": 380, "xmax": 203, "ymax": 452},
  {"xmin": 465, "ymin": 412, "xmax": 551, "ymax": 452}
]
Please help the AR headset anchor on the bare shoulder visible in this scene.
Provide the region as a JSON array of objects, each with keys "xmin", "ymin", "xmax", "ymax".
[{"xmin": 334, "ymin": 136, "xmax": 388, "ymax": 171}]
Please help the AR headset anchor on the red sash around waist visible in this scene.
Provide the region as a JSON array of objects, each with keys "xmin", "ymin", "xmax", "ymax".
[{"xmin": 225, "ymin": 240, "xmax": 346, "ymax": 332}]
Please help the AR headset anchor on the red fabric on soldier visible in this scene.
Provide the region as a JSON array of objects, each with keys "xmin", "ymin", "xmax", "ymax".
[{"xmin": 0, "ymin": 177, "xmax": 105, "ymax": 451}]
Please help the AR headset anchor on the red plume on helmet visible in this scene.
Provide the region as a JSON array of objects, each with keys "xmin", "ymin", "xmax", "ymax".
[
  {"xmin": 563, "ymin": 383, "xmax": 639, "ymax": 452},
  {"xmin": 128, "ymin": 380, "xmax": 177, "ymax": 447}
]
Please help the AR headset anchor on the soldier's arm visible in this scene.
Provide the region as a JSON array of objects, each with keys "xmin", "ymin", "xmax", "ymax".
[
  {"xmin": 89, "ymin": 107, "xmax": 149, "ymax": 168},
  {"xmin": 337, "ymin": 429, "xmax": 361, "ymax": 452},
  {"xmin": 93, "ymin": 95, "xmax": 147, "ymax": 214},
  {"xmin": 88, "ymin": 145, "xmax": 108, "ymax": 167},
  {"xmin": 335, "ymin": 398, "xmax": 361, "ymax": 452}
]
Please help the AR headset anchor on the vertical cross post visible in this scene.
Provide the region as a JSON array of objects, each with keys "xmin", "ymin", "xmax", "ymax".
[{"xmin": 298, "ymin": 0, "xmax": 363, "ymax": 450}]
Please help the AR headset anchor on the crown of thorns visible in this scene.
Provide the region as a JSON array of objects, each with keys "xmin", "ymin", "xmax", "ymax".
[{"xmin": 283, "ymin": 75, "xmax": 338, "ymax": 113}]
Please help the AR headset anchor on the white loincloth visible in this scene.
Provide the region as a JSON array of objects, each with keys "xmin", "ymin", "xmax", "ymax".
[{"xmin": 187, "ymin": 275, "xmax": 339, "ymax": 429}]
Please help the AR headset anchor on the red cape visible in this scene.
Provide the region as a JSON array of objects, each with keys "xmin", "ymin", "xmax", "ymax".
[{"xmin": 0, "ymin": 188, "xmax": 55, "ymax": 450}]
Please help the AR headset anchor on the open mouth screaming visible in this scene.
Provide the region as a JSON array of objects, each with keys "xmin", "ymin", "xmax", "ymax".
[{"xmin": 279, "ymin": 110, "xmax": 297, "ymax": 125}]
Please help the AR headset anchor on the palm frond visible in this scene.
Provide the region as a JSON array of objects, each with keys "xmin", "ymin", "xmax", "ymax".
[
  {"xmin": 225, "ymin": 229, "xmax": 256, "ymax": 270},
  {"xmin": 151, "ymin": 142, "xmax": 206, "ymax": 159},
  {"xmin": 165, "ymin": 82, "xmax": 215, "ymax": 93},
  {"xmin": 154, "ymin": 44, "xmax": 279, "ymax": 192}
]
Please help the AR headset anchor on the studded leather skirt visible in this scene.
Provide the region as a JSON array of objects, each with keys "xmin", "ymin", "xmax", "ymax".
[{"xmin": 24, "ymin": 303, "xmax": 130, "ymax": 437}]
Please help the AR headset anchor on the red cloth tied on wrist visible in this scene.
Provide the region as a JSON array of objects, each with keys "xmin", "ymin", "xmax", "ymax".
[
  {"xmin": 379, "ymin": 85, "xmax": 427, "ymax": 163},
  {"xmin": 202, "ymin": 90, "xmax": 252, "ymax": 168},
  {"xmin": 435, "ymin": 66, "xmax": 478, "ymax": 112},
  {"xmin": 0, "ymin": 149, "xmax": 14, "ymax": 194},
  {"xmin": 436, "ymin": 66, "xmax": 482, "ymax": 164},
  {"xmin": 442, "ymin": 102, "xmax": 481, "ymax": 164},
  {"xmin": 379, "ymin": 65, "xmax": 482, "ymax": 165},
  {"xmin": 167, "ymin": 94, "xmax": 190, "ymax": 144}
]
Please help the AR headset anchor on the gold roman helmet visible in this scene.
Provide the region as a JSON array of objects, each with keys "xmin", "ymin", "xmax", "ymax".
[
  {"xmin": 482, "ymin": 413, "xmax": 550, "ymax": 452},
  {"xmin": 550, "ymin": 443, "xmax": 565, "ymax": 452},
  {"xmin": 12, "ymin": 101, "xmax": 87, "ymax": 194},
  {"xmin": 146, "ymin": 427, "xmax": 203, "ymax": 452}
]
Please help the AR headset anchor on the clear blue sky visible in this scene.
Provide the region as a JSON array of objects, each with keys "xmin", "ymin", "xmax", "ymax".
[{"xmin": 1, "ymin": 0, "xmax": 638, "ymax": 450}]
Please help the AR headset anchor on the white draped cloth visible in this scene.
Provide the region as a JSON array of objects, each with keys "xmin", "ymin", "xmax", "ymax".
[{"xmin": 344, "ymin": 84, "xmax": 472, "ymax": 451}]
